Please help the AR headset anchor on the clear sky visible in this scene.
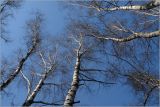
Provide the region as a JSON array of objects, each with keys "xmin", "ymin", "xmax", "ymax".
[{"xmin": 1, "ymin": 0, "xmax": 140, "ymax": 106}]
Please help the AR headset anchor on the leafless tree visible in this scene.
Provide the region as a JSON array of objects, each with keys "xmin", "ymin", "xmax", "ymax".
[
  {"xmin": 0, "ymin": 13, "xmax": 41, "ymax": 91},
  {"xmin": 1, "ymin": 0, "xmax": 159, "ymax": 106},
  {"xmin": 62, "ymin": 0, "xmax": 159, "ymax": 106},
  {"xmin": 1, "ymin": 13, "xmax": 69, "ymax": 106},
  {"xmin": 22, "ymin": 49, "xmax": 58, "ymax": 106},
  {"xmin": 21, "ymin": 36, "xmax": 74, "ymax": 106},
  {"xmin": 62, "ymin": 27, "xmax": 116, "ymax": 106}
]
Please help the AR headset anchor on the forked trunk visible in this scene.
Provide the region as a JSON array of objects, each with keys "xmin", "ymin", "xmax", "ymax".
[{"xmin": 22, "ymin": 66, "xmax": 54, "ymax": 106}]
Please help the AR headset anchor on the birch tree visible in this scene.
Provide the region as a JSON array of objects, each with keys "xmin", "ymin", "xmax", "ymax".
[
  {"xmin": 0, "ymin": 13, "xmax": 41, "ymax": 91},
  {"xmin": 63, "ymin": 0, "xmax": 159, "ymax": 106},
  {"xmin": 63, "ymin": 27, "xmax": 116, "ymax": 106},
  {"xmin": 22, "ymin": 50, "xmax": 58, "ymax": 106},
  {"xmin": 1, "ymin": 0, "xmax": 159, "ymax": 106}
]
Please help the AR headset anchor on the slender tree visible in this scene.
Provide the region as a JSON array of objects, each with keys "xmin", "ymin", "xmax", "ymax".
[
  {"xmin": 22, "ymin": 52, "xmax": 57, "ymax": 106},
  {"xmin": 1, "ymin": 0, "xmax": 159, "ymax": 106},
  {"xmin": 63, "ymin": 31, "xmax": 115, "ymax": 106},
  {"xmin": 0, "ymin": 13, "xmax": 41, "ymax": 91},
  {"xmin": 63, "ymin": 0, "xmax": 159, "ymax": 106}
]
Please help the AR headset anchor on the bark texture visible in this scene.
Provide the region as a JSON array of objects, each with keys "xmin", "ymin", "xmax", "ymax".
[
  {"xmin": 91, "ymin": 30, "xmax": 160, "ymax": 42},
  {"xmin": 101, "ymin": 0, "xmax": 160, "ymax": 11},
  {"xmin": 64, "ymin": 53, "xmax": 80, "ymax": 106},
  {"xmin": 22, "ymin": 66, "xmax": 54, "ymax": 106},
  {"xmin": 74, "ymin": 0, "xmax": 159, "ymax": 12},
  {"xmin": 0, "ymin": 42, "xmax": 37, "ymax": 91}
]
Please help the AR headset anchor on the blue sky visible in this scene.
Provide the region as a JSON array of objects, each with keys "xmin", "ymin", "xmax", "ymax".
[
  {"xmin": 1, "ymin": 0, "xmax": 67, "ymax": 58},
  {"xmin": 1, "ymin": 0, "xmax": 144, "ymax": 106},
  {"xmin": 1, "ymin": 1, "xmax": 67, "ymax": 106}
]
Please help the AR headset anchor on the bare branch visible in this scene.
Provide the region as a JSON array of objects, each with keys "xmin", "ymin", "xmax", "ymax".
[
  {"xmin": 33, "ymin": 101, "xmax": 62, "ymax": 106},
  {"xmin": 69, "ymin": 0, "xmax": 160, "ymax": 12},
  {"xmin": 0, "ymin": 40, "xmax": 38, "ymax": 91},
  {"xmin": 79, "ymin": 73, "xmax": 115, "ymax": 85},
  {"xmin": 143, "ymin": 86, "xmax": 157, "ymax": 106},
  {"xmin": 0, "ymin": 13, "xmax": 42, "ymax": 92},
  {"xmin": 20, "ymin": 70, "xmax": 31, "ymax": 96},
  {"xmin": 143, "ymin": 86, "xmax": 158, "ymax": 106},
  {"xmin": 22, "ymin": 64, "xmax": 56, "ymax": 106},
  {"xmin": 90, "ymin": 30, "xmax": 160, "ymax": 42},
  {"xmin": 80, "ymin": 68, "xmax": 108, "ymax": 72},
  {"xmin": 43, "ymin": 82, "xmax": 64, "ymax": 87},
  {"xmin": 80, "ymin": 79, "xmax": 115, "ymax": 85},
  {"xmin": 38, "ymin": 51, "xmax": 47, "ymax": 70}
]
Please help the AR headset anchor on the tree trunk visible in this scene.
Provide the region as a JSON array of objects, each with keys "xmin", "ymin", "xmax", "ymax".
[
  {"xmin": 64, "ymin": 54, "xmax": 80, "ymax": 106},
  {"xmin": 0, "ymin": 43, "xmax": 37, "ymax": 91},
  {"xmin": 22, "ymin": 66, "xmax": 54, "ymax": 106}
]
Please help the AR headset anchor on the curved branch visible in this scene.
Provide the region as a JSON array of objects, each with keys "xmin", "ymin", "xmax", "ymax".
[
  {"xmin": 143, "ymin": 86, "xmax": 158, "ymax": 106},
  {"xmin": 20, "ymin": 70, "xmax": 31, "ymax": 96},
  {"xmin": 70, "ymin": 0, "xmax": 159, "ymax": 12},
  {"xmin": 100, "ymin": 1, "xmax": 160, "ymax": 11},
  {"xmin": 90, "ymin": 30, "xmax": 160, "ymax": 42},
  {"xmin": 79, "ymin": 73, "xmax": 115, "ymax": 85},
  {"xmin": 33, "ymin": 101, "xmax": 62, "ymax": 106},
  {"xmin": 79, "ymin": 79, "xmax": 115, "ymax": 85}
]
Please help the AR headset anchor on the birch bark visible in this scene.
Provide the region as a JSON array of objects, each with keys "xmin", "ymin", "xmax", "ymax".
[
  {"xmin": 0, "ymin": 42, "xmax": 38, "ymax": 91},
  {"xmin": 91, "ymin": 30, "xmax": 160, "ymax": 42},
  {"xmin": 64, "ymin": 53, "xmax": 80, "ymax": 106},
  {"xmin": 22, "ymin": 66, "xmax": 54, "ymax": 106}
]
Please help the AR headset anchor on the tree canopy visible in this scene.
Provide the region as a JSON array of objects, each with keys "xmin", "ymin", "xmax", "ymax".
[{"xmin": 0, "ymin": 0, "xmax": 159, "ymax": 106}]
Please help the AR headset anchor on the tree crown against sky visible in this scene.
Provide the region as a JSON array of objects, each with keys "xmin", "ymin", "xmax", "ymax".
[{"xmin": 0, "ymin": 0, "xmax": 159, "ymax": 106}]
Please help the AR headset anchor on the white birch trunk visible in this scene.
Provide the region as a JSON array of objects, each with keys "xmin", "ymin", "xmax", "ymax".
[
  {"xmin": 0, "ymin": 42, "xmax": 37, "ymax": 91},
  {"xmin": 22, "ymin": 66, "xmax": 54, "ymax": 106},
  {"xmin": 64, "ymin": 54, "xmax": 80, "ymax": 106},
  {"xmin": 103, "ymin": 0, "xmax": 159, "ymax": 11}
]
